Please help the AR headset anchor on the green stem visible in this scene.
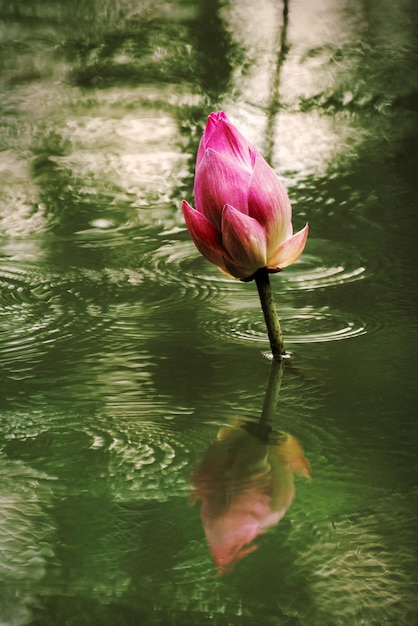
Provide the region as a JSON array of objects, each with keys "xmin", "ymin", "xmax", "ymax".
[
  {"xmin": 260, "ymin": 358, "xmax": 285, "ymax": 427},
  {"xmin": 254, "ymin": 267, "xmax": 286, "ymax": 360}
]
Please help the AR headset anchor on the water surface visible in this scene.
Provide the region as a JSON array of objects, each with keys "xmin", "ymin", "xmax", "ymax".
[{"xmin": 1, "ymin": 0, "xmax": 417, "ymax": 624}]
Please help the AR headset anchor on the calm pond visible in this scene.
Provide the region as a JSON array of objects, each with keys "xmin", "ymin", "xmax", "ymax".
[{"xmin": 1, "ymin": 0, "xmax": 417, "ymax": 624}]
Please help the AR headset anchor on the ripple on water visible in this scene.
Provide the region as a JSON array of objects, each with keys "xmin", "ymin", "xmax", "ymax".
[
  {"xmin": 281, "ymin": 238, "xmax": 367, "ymax": 291},
  {"xmin": 0, "ymin": 265, "xmax": 56, "ymax": 375},
  {"xmin": 138, "ymin": 234, "xmax": 371, "ymax": 348},
  {"xmin": 0, "ymin": 263, "xmax": 117, "ymax": 378},
  {"xmin": 0, "ymin": 458, "xmax": 54, "ymax": 625},
  {"xmin": 141, "ymin": 233, "xmax": 368, "ymax": 312},
  {"xmin": 286, "ymin": 257, "xmax": 366, "ymax": 291},
  {"xmin": 87, "ymin": 417, "xmax": 195, "ymax": 502},
  {"xmin": 140, "ymin": 238, "xmax": 235, "ymax": 307},
  {"xmin": 296, "ymin": 490, "xmax": 418, "ymax": 625},
  {"xmin": 2, "ymin": 404, "xmax": 201, "ymax": 503},
  {"xmin": 0, "ymin": 232, "xmax": 370, "ymax": 368},
  {"xmin": 201, "ymin": 305, "xmax": 367, "ymax": 347}
]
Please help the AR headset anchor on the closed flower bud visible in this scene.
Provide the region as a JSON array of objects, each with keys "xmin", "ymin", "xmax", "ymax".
[{"xmin": 182, "ymin": 111, "xmax": 308, "ymax": 280}]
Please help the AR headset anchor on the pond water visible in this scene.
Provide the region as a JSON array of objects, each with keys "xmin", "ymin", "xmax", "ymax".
[{"xmin": 1, "ymin": 0, "xmax": 418, "ymax": 624}]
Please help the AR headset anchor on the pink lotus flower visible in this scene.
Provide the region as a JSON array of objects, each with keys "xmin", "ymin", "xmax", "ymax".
[
  {"xmin": 190, "ymin": 421, "xmax": 311, "ymax": 574},
  {"xmin": 182, "ymin": 111, "xmax": 308, "ymax": 280}
]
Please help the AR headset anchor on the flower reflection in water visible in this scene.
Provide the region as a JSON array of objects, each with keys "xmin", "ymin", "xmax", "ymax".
[{"xmin": 190, "ymin": 362, "xmax": 310, "ymax": 574}]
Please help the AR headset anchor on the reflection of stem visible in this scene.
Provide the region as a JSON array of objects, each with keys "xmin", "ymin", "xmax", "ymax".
[
  {"xmin": 255, "ymin": 267, "xmax": 285, "ymax": 359},
  {"xmin": 265, "ymin": 0, "xmax": 290, "ymax": 165},
  {"xmin": 260, "ymin": 358, "xmax": 285, "ymax": 427}
]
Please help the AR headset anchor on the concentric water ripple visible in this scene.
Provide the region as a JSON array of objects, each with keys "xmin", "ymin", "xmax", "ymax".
[
  {"xmin": 140, "ymin": 238, "xmax": 234, "ymax": 307},
  {"xmin": 88, "ymin": 420, "xmax": 194, "ymax": 502},
  {"xmin": 296, "ymin": 491, "xmax": 418, "ymax": 625},
  {"xmin": 1, "ymin": 231, "xmax": 370, "ymax": 370},
  {"xmin": 280, "ymin": 238, "xmax": 367, "ymax": 291},
  {"xmin": 140, "ymin": 234, "xmax": 368, "ymax": 314},
  {"xmin": 0, "ymin": 262, "xmax": 142, "ymax": 378},
  {"xmin": 284, "ymin": 257, "xmax": 366, "ymax": 291},
  {"xmin": 201, "ymin": 305, "xmax": 367, "ymax": 347},
  {"xmin": 136, "ymin": 234, "xmax": 371, "ymax": 350},
  {"xmin": 1, "ymin": 405, "xmax": 207, "ymax": 503}
]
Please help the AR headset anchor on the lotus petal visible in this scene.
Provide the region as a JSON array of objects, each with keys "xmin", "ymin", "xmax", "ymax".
[
  {"xmin": 247, "ymin": 154, "xmax": 292, "ymax": 253},
  {"xmin": 197, "ymin": 112, "xmax": 255, "ymax": 171},
  {"xmin": 182, "ymin": 201, "xmax": 228, "ymax": 270},
  {"xmin": 222, "ymin": 204, "xmax": 267, "ymax": 277},
  {"xmin": 267, "ymin": 224, "xmax": 309, "ymax": 270},
  {"xmin": 194, "ymin": 149, "xmax": 250, "ymax": 228}
]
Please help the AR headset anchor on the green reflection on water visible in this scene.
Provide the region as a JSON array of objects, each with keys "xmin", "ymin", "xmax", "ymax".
[{"xmin": 1, "ymin": 0, "xmax": 418, "ymax": 624}]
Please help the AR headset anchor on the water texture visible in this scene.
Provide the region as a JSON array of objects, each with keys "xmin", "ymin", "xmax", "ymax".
[{"xmin": 0, "ymin": 0, "xmax": 417, "ymax": 624}]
